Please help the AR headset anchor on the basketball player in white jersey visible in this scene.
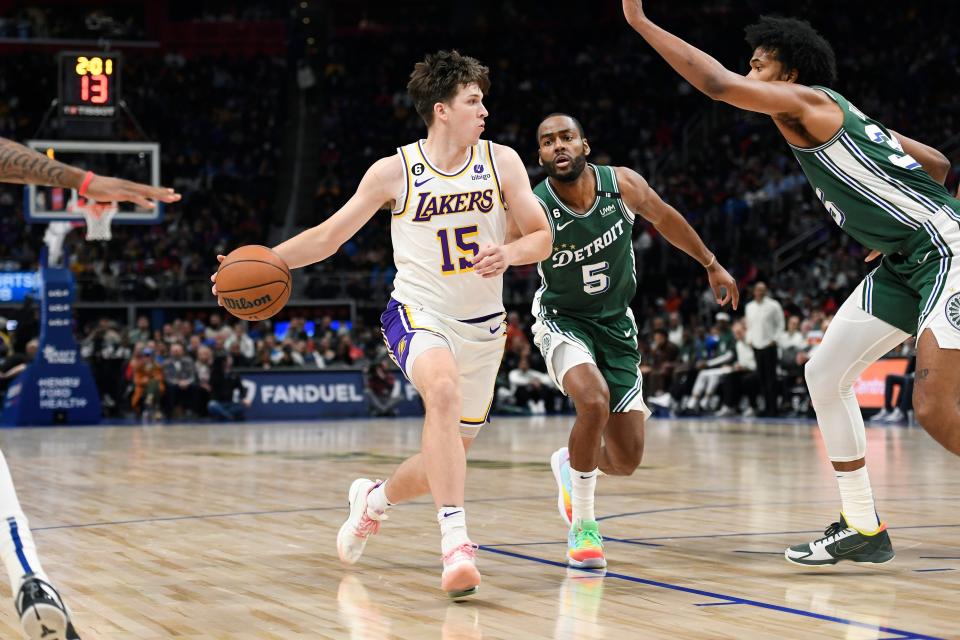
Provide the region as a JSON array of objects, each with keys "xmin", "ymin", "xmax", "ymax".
[
  {"xmin": 213, "ymin": 51, "xmax": 551, "ymax": 597},
  {"xmin": 0, "ymin": 136, "xmax": 180, "ymax": 639}
]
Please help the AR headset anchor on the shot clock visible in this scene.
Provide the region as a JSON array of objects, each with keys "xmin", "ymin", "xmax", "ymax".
[{"xmin": 58, "ymin": 51, "xmax": 121, "ymax": 119}]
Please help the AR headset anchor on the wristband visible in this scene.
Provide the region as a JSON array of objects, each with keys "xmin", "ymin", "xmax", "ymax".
[
  {"xmin": 703, "ymin": 254, "xmax": 716, "ymax": 269},
  {"xmin": 78, "ymin": 170, "xmax": 95, "ymax": 197}
]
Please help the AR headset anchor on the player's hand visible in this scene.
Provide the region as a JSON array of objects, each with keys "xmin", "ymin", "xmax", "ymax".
[
  {"xmin": 84, "ymin": 174, "xmax": 181, "ymax": 209},
  {"xmin": 864, "ymin": 249, "xmax": 882, "ymax": 262},
  {"xmin": 707, "ymin": 261, "xmax": 740, "ymax": 309},
  {"xmin": 468, "ymin": 244, "xmax": 513, "ymax": 278},
  {"xmin": 622, "ymin": 0, "xmax": 646, "ymax": 27},
  {"xmin": 210, "ymin": 254, "xmax": 225, "ymax": 305}
]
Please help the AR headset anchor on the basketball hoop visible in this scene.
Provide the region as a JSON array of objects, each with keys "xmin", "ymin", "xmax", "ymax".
[{"xmin": 69, "ymin": 194, "xmax": 118, "ymax": 241}]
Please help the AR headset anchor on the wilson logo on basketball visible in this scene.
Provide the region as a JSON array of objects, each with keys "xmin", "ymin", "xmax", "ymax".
[{"xmin": 222, "ymin": 293, "xmax": 272, "ymax": 310}]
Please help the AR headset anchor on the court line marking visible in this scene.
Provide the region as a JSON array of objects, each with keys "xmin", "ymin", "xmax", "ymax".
[
  {"xmin": 913, "ymin": 568, "xmax": 954, "ymax": 573},
  {"xmin": 483, "ymin": 522, "xmax": 960, "ymax": 548},
  {"xmin": 479, "ymin": 545, "xmax": 944, "ymax": 640}
]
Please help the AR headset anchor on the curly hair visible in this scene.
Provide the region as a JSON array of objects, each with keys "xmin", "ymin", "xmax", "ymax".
[
  {"xmin": 744, "ymin": 16, "xmax": 837, "ymax": 87},
  {"xmin": 407, "ymin": 50, "xmax": 490, "ymax": 127}
]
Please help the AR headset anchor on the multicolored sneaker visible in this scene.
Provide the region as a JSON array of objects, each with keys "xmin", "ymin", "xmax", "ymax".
[
  {"xmin": 567, "ymin": 520, "xmax": 606, "ymax": 569},
  {"xmin": 550, "ymin": 447, "xmax": 573, "ymax": 526},
  {"xmin": 336, "ymin": 478, "xmax": 387, "ymax": 565},
  {"xmin": 785, "ymin": 514, "xmax": 895, "ymax": 566},
  {"xmin": 441, "ymin": 543, "xmax": 481, "ymax": 599}
]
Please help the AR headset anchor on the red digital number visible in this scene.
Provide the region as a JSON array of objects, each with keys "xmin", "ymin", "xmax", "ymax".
[{"xmin": 80, "ymin": 74, "xmax": 109, "ymax": 104}]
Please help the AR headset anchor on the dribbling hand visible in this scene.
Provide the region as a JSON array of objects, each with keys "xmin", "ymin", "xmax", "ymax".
[{"xmin": 210, "ymin": 254, "xmax": 225, "ymax": 305}]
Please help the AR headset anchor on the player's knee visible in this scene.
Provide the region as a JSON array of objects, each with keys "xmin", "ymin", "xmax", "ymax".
[
  {"xmin": 913, "ymin": 389, "xmax": 945, "ymax": 429},
  {"xmin": 422, "ymin": 376, "xmax": 461, "ymax": 411},
  {"xmin": 576, "ymin": 391, "xmax": 610, "ymax": 428},
  {"xmin": 804, "ymin": 354, "xmax": 839, "ymax": 402}
]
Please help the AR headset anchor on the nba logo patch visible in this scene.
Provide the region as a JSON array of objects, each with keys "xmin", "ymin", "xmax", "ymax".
[
  {"xmin": 945, "ymin": 293, "xmax": 960, "ymax": 331},
  {"xmin": 474, "ymin": 164, "xmax": 484, "ymax": 173},
  {"xmin": 397, "ymin": 337, "xmax": 408, "ymax": 358}
]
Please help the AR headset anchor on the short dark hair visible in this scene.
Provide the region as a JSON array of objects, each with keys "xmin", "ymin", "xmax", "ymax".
[
  {"xmin": 744, "ymin": 16, "xmax": 837, "ymax": 87},
  {"xmin": 407, "ymin": 50, "xmax": 490, "ymax": 127},
  {"xmin": 538, "ymin": 112, "xmax": 585, "ymax": 141}
]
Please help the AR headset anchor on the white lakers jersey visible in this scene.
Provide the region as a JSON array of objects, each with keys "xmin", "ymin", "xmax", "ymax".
[{"xmin": 390, "ymin": 139, "xmax": 507, "ymax": 320}]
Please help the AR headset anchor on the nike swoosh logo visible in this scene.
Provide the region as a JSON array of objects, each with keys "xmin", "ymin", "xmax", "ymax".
[
  {"xmin": 490, "ymin": 325, "xmax": 502, "ymax": 334},
  {"xmin": 579, "ymin": 474, "xmax": 595, "ymax": 479},
  {"xmin": 556, "ymin": 220, "xmax": 574, "ymax": 231},
  {"xmin": 414, "ymin": 177, "xmax": 434, "ymax": 187},
  {"xmin": 442, "ymin": 510, "xmax": 463, "ymax": 518},
  {"xmin": 834, "ymin": 540, "xmax": 869, "ymax": 555},
  {"xmin": 623, "ymin": 330, "xmax": 632, "ymax": 338}
]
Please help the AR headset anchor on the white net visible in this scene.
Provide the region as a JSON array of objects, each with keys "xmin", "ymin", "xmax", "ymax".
[{"xmin": 71, "ymin": 195, "xmax": 118, "ymax": 241}]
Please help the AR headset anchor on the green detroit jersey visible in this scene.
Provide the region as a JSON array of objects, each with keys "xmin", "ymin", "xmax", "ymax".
[
  {"xmin": 790, "ymin": 86, "xmax": 960, "ymax": 257},
  {"xmin": 532, "ymin": 164, "xmax": 637, "ymax": 321}
]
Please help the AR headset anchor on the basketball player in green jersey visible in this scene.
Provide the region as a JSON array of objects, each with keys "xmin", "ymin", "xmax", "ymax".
[
  {"xmin": 533, "ymin": 113, "xmax": 738, "ymax": 568},
  {"xmin": 624, "ymin": 1, "xmax": 960, "ymax": 566}
]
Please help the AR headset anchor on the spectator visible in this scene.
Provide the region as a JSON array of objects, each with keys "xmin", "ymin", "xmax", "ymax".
[
  {"xmin": 0, "ymin": 338, "xmax": 37, "ymax": 397},
  {"xmin": 163, "ymin": 342, "xmax": 197, "ymax": 418},
  {"xmin": 507, "ymin": 353, "xmax": 556, "ymax": 415},
  {"xmin": 744, "ymin": 282, "xmax": 784, "ymax": 416},
  {"xmin": 224, "ymin": 322, "xmax": 255, "ymax": 362},
  {"xmin": 131, "ymin": 347, "xmax": 165, "ymax": 420},
  {"xmin": 681, "ymin": 317, "xmax": 740, "ymax": 414},
  {"xmin": 195, "ymin": 345, "xmax": 214, "ymax": 416},
  {"xmin": 667, "ymin": 312, "xmax": 684, "ymax": 347},
  {"xmin": 127, "ymin": 315, "xmax": 151, "ymax": 344},
  {"xmin": 715, "ymin": 325, "xmax": 760, "ymax": 417},
  {"xmin": 204, "ymin": 313, "xmax": 232, "ymax": 343},
  {"xmin": 207, "ymin": 355, "xmax": 249, "ymax": 421},
  {"xmin": 644, "ymin": 328, "xmax": 680, "ymax": 398},
  {"xmin": 365, "ymin": 360, "xmax": 402, "ymax": 417}
]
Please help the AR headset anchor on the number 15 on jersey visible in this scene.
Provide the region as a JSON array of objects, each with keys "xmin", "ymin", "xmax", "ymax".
[{"xmin": 436, "ymin": 225, "xmax": 479, "ymax": 274}]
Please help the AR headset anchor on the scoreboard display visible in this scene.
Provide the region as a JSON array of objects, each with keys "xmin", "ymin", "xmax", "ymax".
[{"xmin": 58, "ymin": 51, "xmax": 121, "ymax": 119}]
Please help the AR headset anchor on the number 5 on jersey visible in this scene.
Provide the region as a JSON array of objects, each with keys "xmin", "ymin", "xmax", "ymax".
[{"xmin": 437, "ymin": 225, "xmax": 479, "ymax": 274}]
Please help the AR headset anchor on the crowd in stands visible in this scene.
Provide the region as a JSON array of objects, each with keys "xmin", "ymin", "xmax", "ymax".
[{"xmin": 0, "ymin": 2, "xmax": 957, "ymax": 422}]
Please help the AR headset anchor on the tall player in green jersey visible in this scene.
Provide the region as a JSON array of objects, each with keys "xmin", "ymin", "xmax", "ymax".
[
  {"xmin": 533, "ymin": 113, "xmax": 737, "ymax": 569},
  {"xmin": 624, "ymin": 0, "xmax": 960, "ymax": 567}
]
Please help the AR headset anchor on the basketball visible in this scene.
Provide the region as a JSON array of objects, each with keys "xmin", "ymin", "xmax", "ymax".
[{"xmin": 216, "ymin": 245, "xmax": 292, "ymax": 321}]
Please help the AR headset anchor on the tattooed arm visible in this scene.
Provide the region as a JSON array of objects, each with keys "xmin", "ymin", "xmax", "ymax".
[
  {"xmin": 0, "ymin": 137, "xmax": 181, "ymax": 208},
  {"xmin": 0, "ymin": 138, "xmax": 85, "ymax": 188}
]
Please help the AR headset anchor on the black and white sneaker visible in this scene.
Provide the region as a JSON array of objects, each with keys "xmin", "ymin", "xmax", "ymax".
[
  {"xmin": 15, "ymin": 573, "xmax": 80, "ymax": 640},
  {"xmin": 785, "ymin": 515, "xmax": 894, "ymax": 567}
]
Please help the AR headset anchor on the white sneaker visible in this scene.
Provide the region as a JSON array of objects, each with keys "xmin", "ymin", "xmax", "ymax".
[
  {"xmin": 882, "ymin": 408, "xmax": 906, "ymax": 423},
  {"xmin": 869, "ymin": 408, "xmax": 891, "ymax": 423},
  {"xmin": 648, "ymin": 392, "xmax": 672, "ymax": 408},
  {"xmin": 742, "ymin": 406, "xmax": 756, "ymax": 418},
  {"xmin": 714, "ymin": 406, "xmax": 736, "ymax": 417},
  {"xmin": 16, "ymin": 574, "xmax": 80, "ymax": 640},
  {"xmin": 441, "ymin": 543, "xmax": 480, "ymax": 598},
  {"xmin": 336, "ymin": 478, "xmax": 386, "ymax": 565}
]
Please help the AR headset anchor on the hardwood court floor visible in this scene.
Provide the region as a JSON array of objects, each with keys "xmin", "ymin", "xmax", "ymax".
[{"xmin": 0, "ymin": 416, "xmax": 957, "ymax": 639}]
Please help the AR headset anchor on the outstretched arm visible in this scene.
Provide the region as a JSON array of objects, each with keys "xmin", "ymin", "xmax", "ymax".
[
  {"xmin": 272, "ymin": 156, "xmax": 398, "ymax": 269},
  {"xmin": 0, "ymin": 137, "xmax": 180, "ymax": 208},
  {"xmin": 617, "ymin": 166, "xmax": 740, "ymax": 309},
  {"xmin": 469, "ymin": 145, "xmax": 551, "ymax": 277},
  {"xmin": 621, "ymin": 1, "xmax": 823, "ymax": 117}
]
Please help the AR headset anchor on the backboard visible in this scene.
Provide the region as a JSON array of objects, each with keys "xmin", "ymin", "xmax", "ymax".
[{"xmin": 23, "ymin": 139, "xmax": 163, "ymax": 224}]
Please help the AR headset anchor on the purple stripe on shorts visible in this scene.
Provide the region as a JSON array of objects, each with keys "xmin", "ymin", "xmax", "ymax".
[{"xmin": 380, "ymin": 298, "xmax": 414, "ymax": 374}]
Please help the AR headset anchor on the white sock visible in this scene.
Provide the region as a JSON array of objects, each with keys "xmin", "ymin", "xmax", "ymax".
[
  {"xmin": 836, "ymin": 467, "xmax": 880, "ymax": 532},
  {"xmin": 570, "ymin": 467, "xmax": 598, "ymax": 523},
  {"xmin": 437, "ymin": 507, "xmax": 470, "ymax": 556},
  {"xmin": 0, "ymin": 451, "xmax": 48, "ymax": 595},
  {"xmin": 366, "ymin": 480, "xmax": 392, "ymax": 517}
]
